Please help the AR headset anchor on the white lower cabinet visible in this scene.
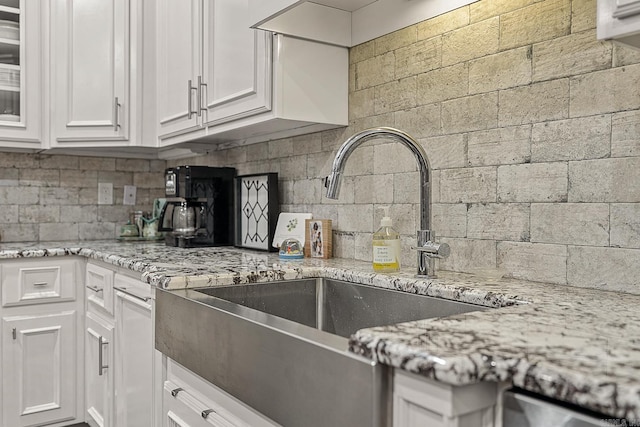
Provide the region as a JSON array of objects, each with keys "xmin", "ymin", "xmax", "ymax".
[
  {"xmin": 393, "ymin": 370, "xmax": 497, "ymax": 427},
  {"xmin": 0, "ymin": 257, "xmax": 84, "ymax": 427}
]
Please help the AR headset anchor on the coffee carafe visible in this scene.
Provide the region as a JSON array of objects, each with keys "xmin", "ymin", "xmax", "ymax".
[{"xmin": 172, "ymin": 202, "xmax": 203, "ymax": 237}]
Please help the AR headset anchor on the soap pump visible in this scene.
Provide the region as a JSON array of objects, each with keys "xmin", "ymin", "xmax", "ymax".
[{"xmin": 372, "ymin": 206, "xmax": 401, "ymax": 273}]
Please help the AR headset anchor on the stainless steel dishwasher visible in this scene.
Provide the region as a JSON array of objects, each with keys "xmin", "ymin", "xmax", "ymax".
[{"xmin": 503, "ymin": 389, "xmax": 608, "ymax": 426}]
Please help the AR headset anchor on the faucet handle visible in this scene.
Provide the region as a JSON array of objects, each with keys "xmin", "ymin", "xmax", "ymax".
[{"xmin": 411, "ymin": 241, "xmax": 450, "ymax": 259}]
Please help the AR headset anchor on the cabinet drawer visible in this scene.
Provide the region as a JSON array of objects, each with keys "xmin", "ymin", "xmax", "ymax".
[
  {"xmin": 86, "ymin": 262, "xmax": 114, "ymax": 316},
  {"xmin": 1, "ymin": 258, "xmax": 79, "ymax": 307}
]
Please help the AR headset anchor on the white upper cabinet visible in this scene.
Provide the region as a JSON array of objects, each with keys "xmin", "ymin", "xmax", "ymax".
[
  {"xmin": 0, "ymin": 0, "xmax": 42, "ymax": 148},
  {"xmin": 50, "ymin": 0, "xmax": 140, "ymax": 148},
  {"xmin": 249, "ymin": 0, "xmax": 480, "ymax": 47},
  {"xmin": 597, "ymin": 0, "xmax": 640, "ymax": 50}
]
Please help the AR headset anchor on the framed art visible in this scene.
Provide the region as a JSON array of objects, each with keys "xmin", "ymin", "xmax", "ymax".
[
  {"xmin": 305, "ymin": 219, "xmax": 332, "ymax": 258},
  {"xmin": 235, "ymin": 173, "xmax": 279, "ymax": 251}
]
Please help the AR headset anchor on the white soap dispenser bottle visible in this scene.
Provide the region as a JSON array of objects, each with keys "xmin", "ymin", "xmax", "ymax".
[{"xmin": 372, "ymin": 206, "xmax": 401, "ymax": 273}]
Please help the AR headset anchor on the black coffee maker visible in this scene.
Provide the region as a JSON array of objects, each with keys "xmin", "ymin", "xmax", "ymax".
[{"xmin": 158, "ymin": 166, "xmax": 235, "ymax": 248}]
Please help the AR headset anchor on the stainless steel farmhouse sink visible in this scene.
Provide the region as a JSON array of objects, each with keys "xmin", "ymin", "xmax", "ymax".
[{"xmin": 156, "ymin": 278, "xmax": 487, "ymax": 427}]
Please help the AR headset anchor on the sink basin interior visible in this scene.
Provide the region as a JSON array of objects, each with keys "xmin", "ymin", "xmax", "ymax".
[{"xmin": 195, "ymin": 278, "xmax": 486, "ymax": 338}]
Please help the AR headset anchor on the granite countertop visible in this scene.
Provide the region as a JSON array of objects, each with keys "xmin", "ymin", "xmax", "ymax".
[{"xmin": 1, "ymin": 240, "xmax": 638, "ymax": 419}]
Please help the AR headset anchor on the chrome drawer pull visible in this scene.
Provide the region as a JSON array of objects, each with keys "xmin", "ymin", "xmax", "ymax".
[
  {"xmin": 33, "ymin": 281, "xmax": 48, "ymax": 287},
  {"xmin": 114, "ymin": 286, "xmax": 150, "ymax": 303},
  {"xmin": 201, "ymin": 409, "xmax": 216, "ymax": 419},
  {"xmin": 87, "ymin": 285, "xmax": 103, "ymax": 294},
  {"xmin": 170, "ymin": 387, "xmax": 183, "ymax": 397}
]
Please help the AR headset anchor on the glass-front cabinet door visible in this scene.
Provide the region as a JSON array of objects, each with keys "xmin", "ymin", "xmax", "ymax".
[{"xmin": 0, "ymin": 0, "xmax": 41, "ymax": 148}]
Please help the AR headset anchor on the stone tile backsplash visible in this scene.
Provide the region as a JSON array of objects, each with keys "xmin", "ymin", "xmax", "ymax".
[
  {"xmin": 172, "ymin": 0, "xmax": 640, "ymax": 293},
  {"xmin": 0, "ymin": 153, "xmax": 165, "ymax": 242}
]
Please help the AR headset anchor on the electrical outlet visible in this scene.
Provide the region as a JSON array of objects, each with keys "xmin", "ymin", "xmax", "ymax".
[
  {"xmin": 123, "ymin": 185, "xmax": 136, "ymax": 205},
  {"xmin": 98, "ymin": 182, "xmax": 113, "ymax": 205}
]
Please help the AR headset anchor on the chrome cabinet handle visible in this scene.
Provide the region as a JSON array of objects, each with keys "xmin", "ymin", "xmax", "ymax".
[
  {"xmin": 187, "ymin": 79, "xmax": 198, "ymax": 119},
  {"xmin": 87, "ymin": 285, "xmax": 103, "ymax": 294},
  {"xmin": 98, "ymin": 336, "xmax": 108, "ymax": 376},
  {"xmin": 201, "ymin": 409, "xmax": 216, "ymax": 419},
  {"xmin": 114, "ymin": 286, "xmax": 150, "ymax": 303},
  {"xmin": 114, "ymin": 97, "xmax": 121, "ymax": 131},
  {"xmin": 12, "ymin": 327, "xmax": 16, "ymax": 340},
  {"xmin": 170, "ymin": 387, "xmax": 183, "ymax": 397},
  {"xmin": 197, "ymin": 75, "xmax": 207, "ymax": 117}
]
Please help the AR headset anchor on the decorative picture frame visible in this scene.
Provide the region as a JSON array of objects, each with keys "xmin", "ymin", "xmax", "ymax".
[
  {"xmin": 235, "ymin": 173, "xmax": 279, "ymax": 251},
  {"xmin": 305, "ymin": 219, "xmax": 332, "ymax": 259}
]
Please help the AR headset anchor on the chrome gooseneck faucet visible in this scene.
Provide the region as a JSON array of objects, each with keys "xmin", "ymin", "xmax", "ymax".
[{"xmin": 325, "ymin": 127, "xmax": 450, "ymax": 278}]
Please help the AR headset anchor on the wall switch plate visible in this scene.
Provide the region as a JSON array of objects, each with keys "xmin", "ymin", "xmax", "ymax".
[
  {"xmin": 123, "ymin": 185, "xmax": 136, "ymax": 205},
  {"xmin": 98, "ymin": 182, "xmax": 113, "ymax": 205}
]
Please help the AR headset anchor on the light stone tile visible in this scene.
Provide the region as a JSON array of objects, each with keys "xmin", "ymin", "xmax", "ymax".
[
  {"xmin": 469, "ymin": 0, "xmax": 537, "ymax": 24},
  {"xmin": 116, "ymin": 158, "xmax": 150, "ymax": 172},
  {"xmin": 355, "ymin": 52, "xmax": 395, "ymax": 90},
  {"xmin": 39, "ymin": 222, "xmax": 79, "ymax": 241},
  {"xmin": 0, "ymin": 153, "xmax": 38, "ymax": 169},
  {"xmin": 497, "ymin": 241, "xmax": 567, "ymax": 285},
  {"xmin": 237, "ymin": 161, "xmax": 264, "ymax": 176},
  {"xmin": 98, "ymin": 171, "xmax": 134, "ymax": 188},
  {"xmin": 611, "ymin": 204, "xmax": 640, "ymax": 249},
  {"xmin": 279, "ymin": 155, "xmax": 307, "ymax": 180},
  {"xmin": 611, "ymin": 110, "xmax": 640, "ymax": 157},
  {"xmin": 419, "ymin": 134, "xmax": 467, "ymax": 169},
  {"xmin": 279, "ymin": 180, "xmax": 294, "ymax": 205},
  {"xmin": 308, "ymin": 204, "xmax": 338, "ymax": 223},
  {"xmin": 439, "ymin": 166, "xmax": 498, "ymax": 203},
  {"xmin": 400, "ymin": 234, "xmax": 418, "ymax": 269},
  {"xmin": 468, "ymin": 125, "xmax": 531, "ymax": 166},
  {"xmin": 292, "ymin": 179, "xmax": 322, "ymax": 205},
  {"xmin": 571, "ymin": 0, "xmax": 596, "ymax": 32},
  {"xmin": 83, "ymin": 157, "xmax": 116, "ymax": 171},
  {"xmin": 349, "ymin": 88, "xmax": 375, "ymax": 120},
  {"xmin": 60, "ymin": 205, "xmax": 98, "ymax": 223},
  {"xmin": 78, "ymin": 188, "xmax": 98, "ymax": 205},
  {"xmin": 567, "ymin": 246, "xmax": 640, "ymax": 293},
  {"xmin": 497, "ymin": 163, "xmax": 568, "ymax": 202},
  {"xmin": 321, "ymin": 176, "xmax": 355, "ymax": 205},
  {"xmin": 292, "ymin": 133, "xmax": 323, "ymax": 155},
  {"xmin": 19, "ymin": 169, "xmax": 60, "ymax": 187},
  {"xmin": 149, "ymin": 160, "xmax": 166, "ymax": 173},
  {"xmin": 0, "ymin": 168, "xmax": 18, "ymax": 186},
  {"xmin": 396, "ymin": 37, "xmax": 442, "ymax": 80},
  {"xmin": 441, "ymin": 92, "xmax": 498, "ymax": 133},
  {"xmin": 467, "ymin": 203, "xmax": 530, "ymax": 241},
  {"xmin": 349, "ymin": 62, "xmax": 356, "ymax": 93},
  {"xmin": 569, "ymin": 158, "xmax": 640, "ymax": 202},
  {"xmin": 373, "ymin": 143, "xmax": 419, "ymax": 174},
  {"xmin": 374, "ymin": 76, "xmax": 417, "ymax": 114},
  {"xmin": 40, "ymin": 188, "xmax": 79, "ymax": 206},
  {"xmin": 306, "ymin": 152, "xmax": 332, "ymax": 180},
  {"xmin": 468, "ymin": 47, "xmax": 532, "ymax": 94},
  {"xmin": 498, "ymin": 79, "xmax": 570, "ymax": 126},
  {"xmin": 80, "ymin": 222, "xmax": 116, "ymax": 240},
  {"xmin": 441, "ymin": 17, "xmax": 499, "ymax": 67},
  {"xmin": 393, "ymin": 171, "xmax": 420, "ymax": 204},
  {"xmin": 60, "ymin": 169, "xmax": 97, "ymax": 188},
  {"xmin": 226, "ymin": 146, "xmax": 247, "ymax": 165},
  {"xmin": 533, "ymin": 30, "xmax": 611, "ymax": 82},
  {"xmin": 338, "ymin": 204, "xmax": 373, "ymax": 233},
  {"xmin": 350, "ymin": 113, "xmax": 396, "ymax": 133},
  {"xmin": 354, "ymin": 174, "xmax": 394, "ymax": 204},
  {"xmin": 530, "ymin": 203, "xmax": 609, "ymax": 246},
  {"xmin": 268, "ymin": 138, "xmax": 293, "ymax": 159},
  {"xmin": 417, "ymin": 6, "xmax": 469, "ymax": 40},
  {"xmin": 416, "ymin": 62, "xmax": 468, "ymax": 105},
  {"xmin": 431, "ymin": 170, "xmax": 441, "ymax": 203},
  {"xmin": 613, "ymin": 43, "xmax": 640, "ymax": 67},
  {"xmin": 354, "ymin": 232, "xmax": 373, "ymax": 263},
  {"xmin": 342, "ymin": 145, "xmax": 374, "ymax": 176},
  {"xmin": 438, "ymin": 238, "xmax": 497, "ymax": 273},
  {"xmin": 531, "ymin": 115, "xmax": 611, "ymax": 162},
  {"xmin": 332, "ymin": 231, "xmax": 355, "ymax": 259},
  {"xmin": 394, "ymin": 104, "xmax": 442, "ymax": 139},
  {"xmin": 321, "ymin": 127, "xmax": 350, "ymax": 152},
  {"xmin": 133, "ymin": 172, "xmax": 164, "ymax": 190},
  {"xmin": 0, "ymin": 224, "xmax": 38, "ymax": 242},
  {"xmin": 374, "ymin": 203, "xmax": 417, "ymax": 236},
  {"xmin": 374, "ymin": 25, "xmax": 417, "ymax": 55},
  {"xmin": 499, "ymin": 0, "xmax": 571, "ymax": 50},
  {"xmin": 97, "ymin": 206, "xmax": 130, "ymax": 223},
  {"xmin": 19, "ymin": 205, "xmax": 59, "ymax": 224},
  {"xmin": 0, "ymin": 205, "xmax": 18, "ymax": 223},
  {"xmin": 39, "ymin": 155, "xmax": 79, "ymax": 170},
  {"xmin": 431, "ymin": 203, "xmax": 467, "ymax": 238},
  {"xmin": 0, "ymin": 187, "xmax": 38, "ymax": 204},
  {"xmin": 245, "ymin": 143, "xmax": 268, "ymax": 162},
  {"xmin": 570, "ymin": 64, "xmax": 640, "ymax": 117},
  {"xmin": 350, "ymin": 40, "xmax": 374, "ymax": 64}
]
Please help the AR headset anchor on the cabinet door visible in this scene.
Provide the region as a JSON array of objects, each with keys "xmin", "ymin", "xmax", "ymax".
[
  {"xmin": 2, "ymin": 310, "xmax": 77, "ymax": 427},
  {"xmin": 156, "ymin": 0, "xmax": 203, "ymax": 142},
  {"xmin": 51, "ymin": 0, "xmax": 129, "ymax": 144},
  {"xmin": 0, "ymin": 0, "xmax": 42, "ymax": 147},
  {"xmin": 114, "ymin": 279, "xmax": 153, "ymax": 427},
  {"xmin": 202, "ymin": 0, "xmax": 271, "ymax": 125},
  {"xmin": 86, "ymin": 311, "xmax": 115, "ymax": 427}
]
